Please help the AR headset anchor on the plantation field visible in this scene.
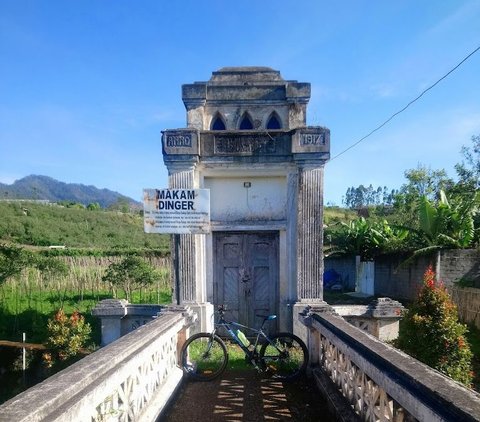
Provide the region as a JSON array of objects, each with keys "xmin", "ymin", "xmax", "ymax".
[
  {"xmin": 0, "ymin": 256, "xmax": 172, "ymax": 345},
  {"xmin": 0, "ymin": 201, "xmax": 169, "ymax": 251},
  {"xmin": 323, "ymin": 206, "xmax": 357, "ymax": 225}
]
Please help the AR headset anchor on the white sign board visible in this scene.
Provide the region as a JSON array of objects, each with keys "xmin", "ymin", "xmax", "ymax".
[{"xmin": 143, "ymin": 189, "xmax": 210, "ymax": 234}]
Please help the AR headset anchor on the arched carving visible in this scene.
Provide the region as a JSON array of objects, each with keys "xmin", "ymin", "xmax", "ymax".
[
  {"xmin": 266, "ymin": 112, "xmax": 282, "ymax": 129},
  {"xmin": 239, "ymin": 112, "xmax": 254, "ymax": 130},
  {"xmin": 211, "ymin": 113, "xmax": 226, "ymax": 130}
]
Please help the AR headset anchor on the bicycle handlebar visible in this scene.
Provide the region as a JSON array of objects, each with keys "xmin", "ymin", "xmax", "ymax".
[{"xmin": 216, "ymin": 304, "xmax": 276, "ymax": 324}]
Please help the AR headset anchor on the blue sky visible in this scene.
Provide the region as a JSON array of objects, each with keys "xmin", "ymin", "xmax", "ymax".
[{"xmin": 1, "ymin": 1, "xmax": 480, "ymax": 205}]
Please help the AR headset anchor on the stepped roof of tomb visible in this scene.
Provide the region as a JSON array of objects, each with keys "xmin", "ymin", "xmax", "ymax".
[
  {"xmin": 182, "ymin": 67, "xmax": 310, "ymax": 104},
  {"xmin": 208, "ymin": 67, "xmax": 287, "ymax": 85}
]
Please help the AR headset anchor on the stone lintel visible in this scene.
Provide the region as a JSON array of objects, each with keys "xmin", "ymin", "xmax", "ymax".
[{"xmin": 161, "ymin": 128, "xmax": 330, "ymax": 162}]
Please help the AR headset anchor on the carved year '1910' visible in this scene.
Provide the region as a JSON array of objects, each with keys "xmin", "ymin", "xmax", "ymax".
[{"xmin": 166, "ymin": 135, "xmax": 192, "ymax": 147}]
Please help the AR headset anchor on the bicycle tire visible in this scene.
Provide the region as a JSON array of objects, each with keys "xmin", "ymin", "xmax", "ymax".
[
  {"xmin": 180, "ymin": 332, "xmax": 228, "ymax": 381},
  {"xmin": 259, "ymin": 332, "xmax": 308, "ymax": 381}
]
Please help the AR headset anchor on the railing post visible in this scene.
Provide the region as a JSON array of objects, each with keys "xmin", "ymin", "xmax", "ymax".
[
  {"xmin": 92, "ymin": 299, "xmax": 128, "ymax": 346},
  {"xmin": 300, "ymin": 303, "xmax": 336, "ymax": 367},
  {"xmin": 156, "ymin": 305, "xmax": 198, "ymax": 364}
]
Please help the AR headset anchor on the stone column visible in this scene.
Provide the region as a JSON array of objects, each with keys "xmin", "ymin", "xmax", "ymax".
[
  {"xmin": 168, "ymin": 163, "xmax": 197, "ymax": 305},
  {"xmin": 293, "ymin": 160, "xmax": 327, "ymax": 340},
  {"xmin": 165, "ymin": 160, "xmax": 213, "ymax": 332},
  {"xmin": 296, "ymin": 162, "xmax": 325, "ymax": 302}
]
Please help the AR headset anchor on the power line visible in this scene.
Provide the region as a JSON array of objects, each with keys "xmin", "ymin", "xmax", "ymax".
[{"xmin": 330, "ymin": 44, "xmax": 480, "ymax": 162}]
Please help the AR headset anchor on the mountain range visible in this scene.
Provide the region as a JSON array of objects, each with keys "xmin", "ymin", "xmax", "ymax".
[{"xmin": 0, "ymin": 175, "xmax": 139, "ymax": 208}]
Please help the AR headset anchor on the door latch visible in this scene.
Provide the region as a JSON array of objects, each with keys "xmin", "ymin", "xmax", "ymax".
[{"xmin": 239, "ymin": 267, "xmax": 251, "ymax": 283}]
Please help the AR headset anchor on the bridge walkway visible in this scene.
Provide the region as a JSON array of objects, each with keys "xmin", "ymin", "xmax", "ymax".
[{"xmin": 162, "ymin": 369, "xmax": 336, "ymax": 422}]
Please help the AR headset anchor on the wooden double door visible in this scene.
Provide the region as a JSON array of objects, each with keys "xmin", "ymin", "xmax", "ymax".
[{"xmin": 213, "ymin": 232, "xmax": 279, "ymax": 332}]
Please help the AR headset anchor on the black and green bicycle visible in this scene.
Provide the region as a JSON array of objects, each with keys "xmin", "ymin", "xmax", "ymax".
[{"xmin": 180, "ymin": 305, "xmax": 308, "ymax": 381}]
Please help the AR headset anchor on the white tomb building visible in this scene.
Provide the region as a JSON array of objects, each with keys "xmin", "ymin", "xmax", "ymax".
[{"xmin": 162, "ymin": 67, "xmax": 330, "ymax": 334}]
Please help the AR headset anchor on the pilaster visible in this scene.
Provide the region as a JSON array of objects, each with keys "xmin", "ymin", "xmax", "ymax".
[
  {"xmin": 295, "ymin": 161, "xmax": 325, "ymax": 301},
  {"xmin": 168, "ymin": 164, "xmax": 198, "ymax": 305}
]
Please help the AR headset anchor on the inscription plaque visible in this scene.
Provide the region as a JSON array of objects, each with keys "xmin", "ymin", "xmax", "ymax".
[
  {"xmin": 214, "ymin": 135, "xmax": 276, "ymax": 155},
  {"xmin": 300, "ymin": 133, "xmax": 325, "ymax": 146},
  {"xmin": 162, "ymin": 130, "xmax": 198, "ymax": 155},
  {"xmin": 292, "ymin": 128, "xmax": 330, "ymax": 154},
  {"xmin": 166, "ymin": 134, "xmax": 192, "ymax": 147}
]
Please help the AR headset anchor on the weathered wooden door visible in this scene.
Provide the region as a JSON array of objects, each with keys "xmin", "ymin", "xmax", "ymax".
[{"xmin": 214, "ymin": 232, "xmax": 278, "ymax": 331}]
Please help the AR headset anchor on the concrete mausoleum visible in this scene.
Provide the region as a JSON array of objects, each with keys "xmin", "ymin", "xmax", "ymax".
[{"xmin": 162, "ymin": 67, "xmax": 330, "ymax": 335}]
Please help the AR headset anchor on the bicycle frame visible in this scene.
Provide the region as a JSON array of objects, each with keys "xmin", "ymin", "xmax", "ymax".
[
  {"xmin": 212, "ymin": 308, "xmax": 277, "ymax": 360},
  {"xmin": 181, "ymin": 306, "xmax": 309, "ymax": 381}
]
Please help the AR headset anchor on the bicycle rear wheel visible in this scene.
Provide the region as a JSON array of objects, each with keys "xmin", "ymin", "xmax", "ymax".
[
  {"xmin": 259, "ymin": 333, "xmax": 308, "ymax": 381},
  {"xmin": 181, "ymin": 333, "xmax": 228, "ymax": 381}
]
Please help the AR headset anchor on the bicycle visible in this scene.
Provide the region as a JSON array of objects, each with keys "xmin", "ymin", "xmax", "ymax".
[{"xmin": 180, "ymin": 305, "xmax": 308, "ymax": 381}]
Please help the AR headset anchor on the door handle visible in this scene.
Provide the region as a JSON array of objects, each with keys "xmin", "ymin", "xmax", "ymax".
[{"xmin": 239, "ymin": 267, "xmax": 250, "ymax": 283}]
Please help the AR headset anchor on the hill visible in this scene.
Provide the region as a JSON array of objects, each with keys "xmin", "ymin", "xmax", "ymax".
[
  {"xmin": 0, "ymin": 175, "xmax": 139, "ymax": 208},
  {"xmin": 0, "ymin": 201, "xmax": 168, "ymax": 252}
]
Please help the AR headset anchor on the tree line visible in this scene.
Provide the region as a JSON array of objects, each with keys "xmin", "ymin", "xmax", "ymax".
[
  {"xmin": 328, "ymin": 134, "xmax": 480, "ymax": 260},
  {"xmin": 343, "ymin": 135, "xmax": 480, "ymax": 211}
]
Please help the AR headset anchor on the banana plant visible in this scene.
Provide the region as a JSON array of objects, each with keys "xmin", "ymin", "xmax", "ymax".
[
  {"xmin": 418, "ymin": 190, "xmax": 478, "ymax": 249},
  {"xmin": 325, "ymin": 217, "xmax": 409, "ymax": 261}
]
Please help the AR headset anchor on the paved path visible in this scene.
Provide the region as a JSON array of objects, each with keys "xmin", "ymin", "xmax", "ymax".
[{"xmin": 161, "ymin": 370, "xmax": 335, "ymax": 422}]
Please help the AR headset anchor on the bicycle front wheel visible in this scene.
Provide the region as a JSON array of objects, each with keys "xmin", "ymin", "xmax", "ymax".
[
  {"xmin": 181, "ymin": 333, "xmax": 228, "ymax": 381},
  {"xmin": 259, "ymin": 333, "xmax": 308, "ymax": 381}
]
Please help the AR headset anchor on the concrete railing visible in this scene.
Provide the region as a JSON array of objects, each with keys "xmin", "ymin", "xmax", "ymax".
[
  {"xmin": 301, "ymin": 307, "xmax": 480, "ymax": 422},
  {"xmin": 0, "ymin": 308, "xmax": 194, "ymax": 422}
]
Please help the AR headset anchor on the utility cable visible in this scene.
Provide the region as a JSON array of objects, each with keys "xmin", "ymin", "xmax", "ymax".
[{"xmin": 330, "ymin": 44, "xmax": 480, "ymax": 162}]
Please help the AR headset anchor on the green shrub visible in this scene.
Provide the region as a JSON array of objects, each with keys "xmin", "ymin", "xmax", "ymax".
[
  {"xmin": 43, "ymin": 309, "xmax": 92, "ymax": 366},
  {"xmin": 397, "ymin": 265, "xmax": 474, "ymax": 386}
]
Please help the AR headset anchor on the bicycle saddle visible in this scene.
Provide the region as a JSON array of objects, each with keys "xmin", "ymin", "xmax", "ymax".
[{"xmin": 256, "ymin": 314, "xmax": 277, "ymax": 320}]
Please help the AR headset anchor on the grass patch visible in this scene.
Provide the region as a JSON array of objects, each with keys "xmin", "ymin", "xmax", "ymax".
[{"xmin": 225, "ymin": 341, "xmax": 251, "ymax": 370}]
